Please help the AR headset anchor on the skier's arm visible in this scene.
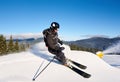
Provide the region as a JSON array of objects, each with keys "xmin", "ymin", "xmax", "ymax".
[
  {"xmin": 58, "ymin": 38, "xmax": 63, "ymax": 45},
  {"xmin": 42, "ymin": 29, "xmax": 47, "ymax": 37},
  {"xmin": 42, "ymin": 29, "xmax": 49, "ymax": 47}
]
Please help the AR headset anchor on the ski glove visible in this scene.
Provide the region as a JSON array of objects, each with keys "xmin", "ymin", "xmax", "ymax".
[
  {"xmin": 59, "ymin": 40, "xmax": 63, "ymax": 45},
  {"xmin": 60, "ymin": 47, "xmax": 65, "ymax": 50}
]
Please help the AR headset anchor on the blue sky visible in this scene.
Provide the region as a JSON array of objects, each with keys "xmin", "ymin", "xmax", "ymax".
[{"xmin": 0, "ymin": 0, "xmax": 120, "ymax": 40}]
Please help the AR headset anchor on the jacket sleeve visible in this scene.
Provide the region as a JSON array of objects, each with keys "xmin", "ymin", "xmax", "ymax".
[
  {"xmin": 42, "ymin": 29, "xmax": 49, "ymax": 47},
  {"xmin": 43, "ymin": 29, "xmax": 47, "ymax": 37},
  {"xmin": 58, "ymin": 38, "xmax": 63, "ymax": 45}
]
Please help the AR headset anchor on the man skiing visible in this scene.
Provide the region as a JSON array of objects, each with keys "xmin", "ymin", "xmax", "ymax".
[
  {"xmin": 42, "ymin": 22, "xmax": 67, "ymax": 65},
  {"xmin": 32, "ymin": 24, "xmax": 91, "ymax": 80}
]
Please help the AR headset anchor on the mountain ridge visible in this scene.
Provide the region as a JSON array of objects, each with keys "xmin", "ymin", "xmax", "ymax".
[{"xmin": 66, "ymin": 37, "xmax": 120, "ymax": 50}]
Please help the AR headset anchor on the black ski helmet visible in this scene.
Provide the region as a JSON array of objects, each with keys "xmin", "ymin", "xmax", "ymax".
[{"xmin": 50, "ymin": 22, "xmax": 60, "ymax": 30}]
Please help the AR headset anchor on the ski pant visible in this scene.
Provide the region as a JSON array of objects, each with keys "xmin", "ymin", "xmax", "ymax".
[{"xmin": 48, "ymin": 48, "xmax": 66, "ymax": 65}]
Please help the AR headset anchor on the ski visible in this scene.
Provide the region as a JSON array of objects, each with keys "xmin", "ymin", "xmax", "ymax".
[
  {"xmin": 66, "ymin": 65, "xmax": 91, "ymax": 78},
  {"xmin": 32, "ymin": 56, "xmax": 91, "ymax": 81},
  {"xmin": 54, "ymin": 56, "xmax": 91, "ymax": 78},
  {"xmin": 54, "ymin": 56, "xmax": 87, "ymax": 69},
  {"xmin": 68, "ymin": 59, "xmax": 87, "ymax": 69}
]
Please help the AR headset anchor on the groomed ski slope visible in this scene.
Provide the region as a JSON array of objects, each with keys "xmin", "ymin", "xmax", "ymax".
[{"xmin": 0, "ymin": 42, "xmax": 120, "ymax": 82}]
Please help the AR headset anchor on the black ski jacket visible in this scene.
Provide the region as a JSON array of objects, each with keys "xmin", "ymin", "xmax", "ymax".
[{"xmin": 43, "ymin": 28, "xmax": 63, "ymax": 51}]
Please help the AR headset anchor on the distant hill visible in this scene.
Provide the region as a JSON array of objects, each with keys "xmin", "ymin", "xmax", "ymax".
[
  {"xmin": 7, "ymin": 37, "xmax": 43, "ymax": 45},
  {"xmin": 65, "ymin": 37, "xmax": 120, "ymax": 51}
]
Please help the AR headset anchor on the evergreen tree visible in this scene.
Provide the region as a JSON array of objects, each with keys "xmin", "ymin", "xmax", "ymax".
[
  {"xmin": 69, "ymin": 44, "xmax": 101, "ymax": 53},
  {"xmin": 0, "ymin": 35, "xmax": 7, "ymax": 55},
  {"xmin": 2, "ymin": 36, "xmax": 7, "ymax": 54},
  {"xmin": 0, "ymin": 35, "xmax": 31, "ymax": 56},
  {"xmin": 0, "ymin": 35, "xmax": 3, "ymax": 55},
  {"xmin": 8, "ymin": 35, "xmax": 14, "ymax": 53},
  {"xmin": 14, "ymin": 40, "xmax": 19, "ymax": 52}
]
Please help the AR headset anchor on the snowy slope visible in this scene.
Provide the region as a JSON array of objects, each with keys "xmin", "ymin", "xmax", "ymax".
[
  {"xmin": 0, "ymin": 42, "xmax": 120, "ymax": 82},
  {"xmin": 103, "ymin": 55, "xmax": 120, "ymax": 68}
]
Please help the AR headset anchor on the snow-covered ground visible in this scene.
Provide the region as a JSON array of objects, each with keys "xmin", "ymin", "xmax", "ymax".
[
  {"xmin": 0, "ymin": 42, "xmax": 120, "ymax": 82},
  {"xmin": 103, "ymin": 54, "xmax": 120, "ymax": 68},
  {"xmin": 102, "ymin": 40, "xmax": 120, "ymax": 69}
]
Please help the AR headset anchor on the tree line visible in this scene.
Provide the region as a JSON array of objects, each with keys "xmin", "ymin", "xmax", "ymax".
[
  {"xmin": 0, "ymin": 35, "xmax": 29, "ymax": 56},
  {"xmin": 69, "ymin": 44, "xmax": 101, "ymax": 54}
]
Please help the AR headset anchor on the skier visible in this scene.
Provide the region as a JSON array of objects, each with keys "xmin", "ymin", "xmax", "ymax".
[{"xmin": 42, "ymin": 22, "xmax": 67, "ymax": 65}]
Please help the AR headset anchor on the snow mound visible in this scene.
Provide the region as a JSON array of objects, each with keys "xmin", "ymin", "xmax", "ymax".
[{"xmin": 0, "ymin": 42, "xmax": 120, "ymax": 82}]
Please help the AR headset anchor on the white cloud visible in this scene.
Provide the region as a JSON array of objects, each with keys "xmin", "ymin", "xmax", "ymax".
[
  {"xmin": 81, "ymin": 34, "xmax": 109, "ymax": 38},
  {"xmin": 4, "ymin": 33, "xmax": 43, "ymax": 40}
]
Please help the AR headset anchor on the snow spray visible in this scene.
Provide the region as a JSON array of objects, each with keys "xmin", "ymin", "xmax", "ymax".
[{"xmin": 103, "ymin": 41, "xmax": 120, "ymax": 55}]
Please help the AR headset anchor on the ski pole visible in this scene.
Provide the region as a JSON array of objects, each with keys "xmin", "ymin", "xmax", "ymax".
[
  {"xmin": 32, "ymin": 60, "xmax": 44, "ymax": 80},
  {"xmin": 32, "ymin": 56, "xmax": 55, "ymax": 81}
]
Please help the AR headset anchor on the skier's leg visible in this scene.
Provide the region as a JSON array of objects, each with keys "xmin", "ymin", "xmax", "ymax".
[
  {"xmin": 48, "ymin": 48, "xmax": 67, "ymax": 65},
  {"xmin": 56, "ymin": 51, "xmax": 67, "ymax": 65}
]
